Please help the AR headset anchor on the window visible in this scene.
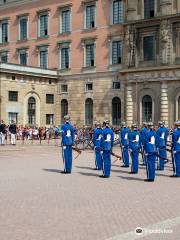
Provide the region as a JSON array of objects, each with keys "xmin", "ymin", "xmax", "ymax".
[
  {"xmin": 86, "ymin": 83, "xmax": 93, "ymax": 91},
  {"xmin": 144, "ymin": 0, "xmax": 155, "ymax": 19},
  {"xmin": 19, "ymin": 49, "xmax": 27, "ymax": 65},
  {"xmin": 61, "ymin": 47, "xmax": 70, "ymax": 69},
  {"xmin": 46, "ymin": 114, "xmax": 54, "ymax": 125},
  {"xmin": 61, "ymin": 84, "xmax": 68, "ymax": 93},
  {"xmin": 85, "ymin": 5, "xmax": 96, "ymax": 29},
  {"xmin": 19, "ymin": 17, "xmax": 28, "ymax": 40},
  {"xmin": 0, "ymin": 51, "xmax": 8, "ymax": 63},
  {"xmin": 112, "ymin": 97, "xmax": 121, "ymax": 125},
  {"xmin": 9, "ymin": 91, "xmax": 18, "ymax": 102},
  {"xmin": 86, "ymin": 43, "xmax": 95, "ymax": 67},
  {"xmin": 39, "ymin": 13, "xmax": 48, "ymax": 37},
  {"xmin": 46, "ymin": 94, "xmax": 54, "ymax": 104},
  {"xmin": 112, "ymin": 81, "xmax": 120, "ymax": 89},
  {"xmin": 39, "ymin": 48, "xmax": 48, "ymax": 69},
  {"xmin": 61, "ymin": 99, "xmax": 68, "ymax": 123},
  {"xmin": 0, "ymin": 20, "xmax": 8, "ymax": 43},
  {"xmin": 60, "ymin": 9, "xmax": 71, "ymax": 33},
  {"xmin": 28, "ymin": 97, "xmax": 36, "ymax": 125},
  {"xmin": 142, "ymin": 95, "xmax": 152, "ymax": 122},
  {"xmin": 143, "ymin": 36, "xmax": 154, "ymax": 61},
  {"xmin": 8, "ymin": 112, "xmax": 18, "ymax": 124},
  {"xmin": 85, "ymin": 98, "xmax": 93, "ymax": 125},
  {"xmin": 112, "ymin": 0, "xmax": 124, "ymax": 24},
  {"xmin": 112, "ymin": 40, "xmax": 122, "ymax": 64}
]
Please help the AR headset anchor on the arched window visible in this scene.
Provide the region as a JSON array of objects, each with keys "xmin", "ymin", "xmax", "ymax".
[
  {"xmin": 112, "ymin": 97, "xmax": 121, "ymax": 125},
  {"xmin": 85, "ymin": 98, "xmax": 93, "ymax": 125},
  {"xmin": 61, "ymin": 99, "xmax": 68, "ymax": 123},
  {"xmin": 28, "ymin": 97, "xmax": 36, "ymax": 125},
  {"xmin": 142, "ymin": 95, "xmax": 152, "ymax": 122}
]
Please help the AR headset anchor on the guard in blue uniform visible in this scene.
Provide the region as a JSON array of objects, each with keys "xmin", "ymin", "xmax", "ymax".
[
  {"xmin": 144, "ymin": 122, "xmax": 157, "ymax": 182},
  {"xmin": 120, "ymin": 122, "xmax": 130, "ymax": 168},
  {"xmin": 128, "ymin": 124, "xmax": 140, "ymax": 174},
  {"xmin": 156, "ymin": 121, "xmax": 168, "ymax": 171},
  {"xmin": 171, "ymin": 121, "xmax": 180, "ymax": 177},
  {"xmin": 100, "ymin": 120, "xmax": 114, "ymax": 178},
  {"xmin": 140, "ymin": 122, "xmax": 148, "ymax": 165},
  {"xmin": 93, "ymin": 122, "xmax": 103, "ymax": 170},
  {"xmin": 61, "ymin": 115, "xmax": 75, "ymax": 174}
]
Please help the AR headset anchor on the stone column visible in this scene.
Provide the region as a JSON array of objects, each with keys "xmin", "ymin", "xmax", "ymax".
[
  {"xmin": 160, "ymin": 82, "xmax": 169, "ymax": 123},
  {"xmin": 126, "ymin": 84, "xmax": 133, "ymax": 126}
]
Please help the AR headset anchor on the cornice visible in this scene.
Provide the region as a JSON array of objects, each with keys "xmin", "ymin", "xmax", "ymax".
[{"xmin": 0, "ymin": 0, "xmax": 39, "ymax": 10}]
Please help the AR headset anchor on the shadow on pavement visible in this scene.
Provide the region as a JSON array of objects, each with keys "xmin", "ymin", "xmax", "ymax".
[
  {"xmin": 42, "ymin": 168, "xmax": 62, "ymax": 173},
  {"xmin": 118, "ymin": 176, "xmax": 145, "ymax": 182},
  {"xmin": 111, "ymin": 169, "xmax": 129, "ymax": 174},
  {"xmin": 78, "ymin": 172, "xmax": 100, "ymax": 177},
  {"xmin": 75, "ymin": 166, "xmax": 94, "ymax": 170}
]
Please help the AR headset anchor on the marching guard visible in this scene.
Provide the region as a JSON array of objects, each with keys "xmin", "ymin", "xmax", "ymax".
[
  {"xmin": 171, "ymin": 121, "xmax": 180, "ymax": 177},
  {"xmin": 93, "ymin": 122, "xmax": 103, "ymax": 170},
  {"xmin": 140, "ymin": 122, "xmax": 148, "ymax": 165},
  {"xmin": 156, "ymin": 121, "xmax": 169, "ymax": 171},
  {"xmin": 120, "ymin": 122, "xmax": 130, "ymax": 168},
  {"xmin": 128, "ymin": 124, "xmax": 140, "ymax": 174},
  {"xmin": 100, "ymin": 120, "xmax": 114, "ymax": 178},
  {"xmin": 61, "ymin": 115, "xmax": 75, "ymax": 174},
  {"xmin": 144, "ymin": 122, "xmax": 157, "ymax": 182}
]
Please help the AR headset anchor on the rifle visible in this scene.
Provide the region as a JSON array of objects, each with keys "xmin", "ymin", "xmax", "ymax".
[
  {"xmin": 140, "ymin": 150, "xmax": 170, "ymax": 163},
  {"xmin": 95, "ymin": 146, "xmax": 122, "ymax": 161},
  {"xmin": 72, "ymin": 146, "xmax": 82, "ymax": 160},
  {"xmin": 72, "ymin": 146, "xmax": 82, "ymax": 154}
]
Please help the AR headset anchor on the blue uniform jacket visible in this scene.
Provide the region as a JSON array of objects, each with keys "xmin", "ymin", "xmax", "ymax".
[
  {"xmin": 140, "ymin": 127, "xmax": 148, "ymax": 146},
  {"xmin": 93, "ymin": 128, "xmax": 103, "ymax": 147},
  {"xmin": 102, "ymin": 127, "xmax": 114, "ymax": 151},
  {"xmin": 144, "ymin": 129, "xmax": 157, "ymax": 153},
  {"xmin": 128, "ymin": 130, "xmax": 140, "ymax": 151},
  {"xmin": 156, "ymin": 127, "xmax": 168, "ymax": 148},
  {"xmin": 61, "ymin": 122, "xmax": 75, "ymax": 146},
  {"xmin": 172, "ymin": 128, "xmax": 180, "ymax": 151},
  {"xmin": 120, "ymin": 127, "xmax": 129, "ymax": 146}
]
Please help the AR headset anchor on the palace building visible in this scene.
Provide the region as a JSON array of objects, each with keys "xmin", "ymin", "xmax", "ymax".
[{"xmin": 0, "ymin": 0, "xmax": 180, "ymax": 127}]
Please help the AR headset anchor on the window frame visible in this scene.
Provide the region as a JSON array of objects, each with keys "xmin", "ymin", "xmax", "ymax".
[
  {"xmin": 84, "ymin": 41, "xmax": 96, "ymax": 68},
  {"xmin": 61, "ymin": 84, "xmax": 68, "ymax": 93},
  {"xmin": 39, "ymin": 46, "xmax": 48, "ymax": 69},
  {"xmin": 0, "ymin": 19, "xmax": 9, "ymax": 44},
  {"xmin": 144, "ymin": 0, "xmax": 155, "ymax": 19},
  {"xmin": 19, "ymin": 49, "xmax": 28, "ymax": 66},
  {"xmin": 110, "ymin": 0, "xmax": 124, "ymax": 25},
  {"xmin": 8, "ymin": 112, "xmax": 18, "ymax": 124},
  {"xmin": 85, "ymin": 82, "xmax": 93, "ymax": 92},
  {"xmin": 18, "ymin": 15, "xmax": 28, "ymax": 41},
  {"xmin": 46, "ymin": 114, "xmax": 54, "ymax": 125},
  {"xmin": 111, "ymin": 39, "xmax": 122, "ymax": 65},
  {"xmin": 112, "ymin": 81, "xmax": 121, "ymax": 90},
  {"xmin": 143, "ymin": 35, "xmax": 155, "ymax": 61},
  {"xmin": 8, "ymin": 91, "xmax": 18, "ymax": 102},
  {"xmin": 0, "ymin": 50, "xmax": 8, "ymax": 63},
  {"xmin": 59, "ymin": 7, "xmax": 72, "ymax": 34},
  {"xmin": 38, "ymin": 11, "xmax": 49, "ymax": 38},
  {"xmin": 46, "ymin": 94, "xmax": 54, "ymax": 104},
  {"xmin": 84, "ymin": 2, "xmax": 97, "ymax": 30}
]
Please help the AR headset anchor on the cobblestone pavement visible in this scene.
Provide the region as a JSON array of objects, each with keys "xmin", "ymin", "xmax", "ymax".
[{"xmin": 0, "ymin": 144, "xmax": 179, "ymax": 240}]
